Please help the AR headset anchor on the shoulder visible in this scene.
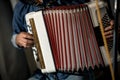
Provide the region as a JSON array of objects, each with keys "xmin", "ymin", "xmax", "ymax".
[
  {"xmin": 14, "ymin": 1, "xmax": 32, "ymax": 16},
  {"xmin": 14, "ymin": 1, "xmax": 41, "ymax": 17},
  {"xmin": 13, "ymin": 1, "xmax": 40, "ymax": 22}
]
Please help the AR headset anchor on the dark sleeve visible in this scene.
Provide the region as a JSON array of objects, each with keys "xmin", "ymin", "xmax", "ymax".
[{"xmin": 12, "ymin": 1, "xmax": 36, "ymax": 35}]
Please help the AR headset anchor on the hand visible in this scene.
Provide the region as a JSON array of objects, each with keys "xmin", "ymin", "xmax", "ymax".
[
  {"xmin": 104, "ymin": 20, "xmax": 114, "ymax": 40},
  {"xmin": 16, "ymin": 32, "xmax": 34, "ymax": 48},
  {"xmin": 35, "ymin": 0, "xmax": 43, "ymax": 4}
]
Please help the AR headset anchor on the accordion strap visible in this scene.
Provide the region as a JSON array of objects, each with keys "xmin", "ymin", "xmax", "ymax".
[{"xmin": 95, "ymin": 0, "xmax": 115, "ymax": 80}]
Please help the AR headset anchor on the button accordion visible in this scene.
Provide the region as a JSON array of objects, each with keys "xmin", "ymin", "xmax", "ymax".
[{"xmin": 25, "ymin": 1, "xmax": 112, "ymax": 73}]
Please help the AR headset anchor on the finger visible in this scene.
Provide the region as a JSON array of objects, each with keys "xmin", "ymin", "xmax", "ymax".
[
  {"xmin": 26, "ymin": 34, "xmax": 34, "ymax": 40},
  {"xmin": 27, "ymin": 39, "xmax": 34, "ymax": 44},
  {"xmin": 104, "ymin": 20, "xmax": 114, "ymax": 31},
  {"xmin": 20, "ymin": 41, "xmax": 30, "ymax": 48},
  {"xmin": 23, "ymin": 39, "xmax": 34, "ymax": 48},
  {"xmin": 110, "ymin": 20, "xmax": 114, "ymax": 26},
  {"xmin": 105, "ymin": 35, "xmax": 113, "ymax": 39},
  {"xmin": 26, "ymin": 35, "xmax": 34, "ymax": 40},
  {"xmin": 104, "ymin": 26, "xmax": 113, "ymax": 31},
  {"xmin": 17, "ymin": 41, "xmax": 27, "ymax": 48},
  {"xmin": 26, "ymin": 39, "xmax": 34, "ymax": 47},
  {"xmin": 104, "ymin": 30, "xmax": 113, "ymax": 35},
  {"xmin": 17, "ymin": 38, "xmax": 29, "ymax": 48},
  {"xmin": 22, "ymin": 32, "xmax": 34, "ymax": 40}
]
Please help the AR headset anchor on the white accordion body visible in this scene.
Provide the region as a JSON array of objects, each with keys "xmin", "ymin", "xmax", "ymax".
[
  {"xmin": 25, "ymin": 1, "xmax": 111, "ymax": 73},
  {"xmin": 26, "ymin": 11, "xmax": 56, "ymax": 73}
]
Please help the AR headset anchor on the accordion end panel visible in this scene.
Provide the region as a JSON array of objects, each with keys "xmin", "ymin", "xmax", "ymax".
[
  {"xmin": 86, "ymin": 1, "xmax": 113, "ymax": 66},
  {"xmin": 25, "ymin": 11, "xmax": 56, "ymax": 73}
]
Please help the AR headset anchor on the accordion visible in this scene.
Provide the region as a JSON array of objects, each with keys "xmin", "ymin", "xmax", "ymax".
[{"xmin": 25, "ymin": 1, "xmax": 112, "ymax": 73}]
